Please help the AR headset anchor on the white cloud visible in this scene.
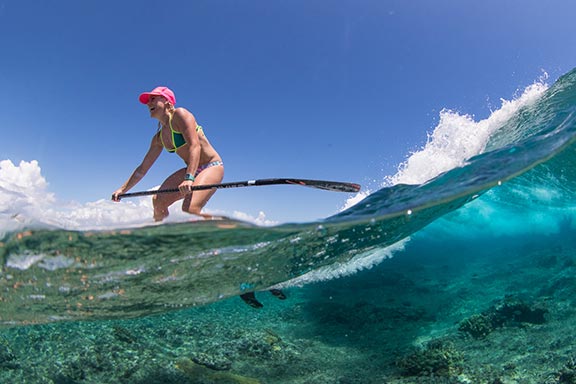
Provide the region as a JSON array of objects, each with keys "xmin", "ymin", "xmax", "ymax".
[
  {"xmin": 229, "ymin": 210, "xmax": 277, "ymax": 226},
  {"xmin": 0, "ymin": 159, "xmax": 54, "ymax": 209}
]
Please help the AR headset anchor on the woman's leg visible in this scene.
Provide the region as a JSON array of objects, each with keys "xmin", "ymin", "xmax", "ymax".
[
  {"xmin": 181, "ymin": 164, "xmax": 224, "ymax": 219},
  {"xmin": 152, "ymin": 168, "xmax": 187, "ymax": 221}
]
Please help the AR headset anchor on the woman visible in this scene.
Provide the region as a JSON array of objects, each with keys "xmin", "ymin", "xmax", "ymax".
[{"xmin": 112, "ymin": 86, "xmax": 224, "ymax": 221}]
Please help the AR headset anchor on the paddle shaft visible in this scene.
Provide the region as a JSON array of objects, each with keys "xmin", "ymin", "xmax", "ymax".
[{"xmin": 116, "ymin": 178, "xmax": 361, "ymax": 200}]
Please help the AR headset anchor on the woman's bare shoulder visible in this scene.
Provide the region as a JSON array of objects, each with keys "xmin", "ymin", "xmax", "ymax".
[
  {"xmin": 174, "ymin": 107, "xmax": 194, "ymax": 118},
  {"xmin": 173, "ymin": 108, "xmax": 197, "ymax": 132}
]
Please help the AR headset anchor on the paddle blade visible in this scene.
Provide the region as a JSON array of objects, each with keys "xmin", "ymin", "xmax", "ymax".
[{"xmin": 283, "ymin": 179, "xmax": 361, "ymax": 193}]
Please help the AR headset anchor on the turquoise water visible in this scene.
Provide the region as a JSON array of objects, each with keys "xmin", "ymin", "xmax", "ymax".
[{"xmin": 1, "ymin": 69, "xmax": 576, "ymax": 382}]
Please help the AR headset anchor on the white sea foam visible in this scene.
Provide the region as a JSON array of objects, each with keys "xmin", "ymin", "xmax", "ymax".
[
  {"xmin": 388, "ymin": 78, "xmax": 548, "ymax": 186},
  {"xmin": 340, "ymin": 76, "xmax": 549, "ymax": 211},
  {"xmin": 272, "ymin": 239, "xmax": 408, "ymax": 289}
]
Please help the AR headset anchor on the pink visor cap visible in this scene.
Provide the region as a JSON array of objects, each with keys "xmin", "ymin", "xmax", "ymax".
[{"xmin": 138, "ymin": 86, "xmax": 176, "ymax": 105}]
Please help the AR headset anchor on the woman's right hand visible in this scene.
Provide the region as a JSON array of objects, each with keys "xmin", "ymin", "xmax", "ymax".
[{"xmin": 111, "ymin": 188, "xmax": 125, "ymax": 202}]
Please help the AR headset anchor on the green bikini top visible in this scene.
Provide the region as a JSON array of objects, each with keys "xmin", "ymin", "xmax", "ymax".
[{"xmin": 160, "ymin": 114, "xmax": 204, "ymax": 153}]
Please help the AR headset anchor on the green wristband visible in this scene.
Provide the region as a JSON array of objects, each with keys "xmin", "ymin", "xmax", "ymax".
[{"xmin": 184, "ymin": 173, "xmax": 195, "ymax": 181}]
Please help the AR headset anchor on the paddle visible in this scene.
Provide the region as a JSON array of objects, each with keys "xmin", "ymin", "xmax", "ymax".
[{"xmin": 116, "ymin": 178, "xmax": 361, "ymax": 200}]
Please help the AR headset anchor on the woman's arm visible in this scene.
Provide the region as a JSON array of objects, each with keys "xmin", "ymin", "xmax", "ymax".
[
  {"xmin": 112, "ymin": 134, "xmax": 163, "ymax": 201},
  {"xmin": 174, "ymin": 109, "xmax": 201, "ymax": 190}
]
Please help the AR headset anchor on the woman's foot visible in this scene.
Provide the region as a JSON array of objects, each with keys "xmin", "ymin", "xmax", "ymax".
[
  {"xmin": 240, "ymin": 292, "xmax": 263, "ymax": 308},
  {"xmin": 269, "ymin": 289, "xmax": 286, "ymax": 300}
]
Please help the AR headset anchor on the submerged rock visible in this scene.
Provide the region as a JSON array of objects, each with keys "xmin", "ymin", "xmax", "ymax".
[
  {"xmin": 191, "ymin": 352, "xmax": 232, "ymax": 371},
  {"xmin": 0, "ymin": 337, "xmax": 18, "ymax": 369},
  {"xmin": 396, "ymin": 339, "xmax": 463, "ymax": 377},
  {"xmin": 176, "ymin": 358, "xmax": 261, "ymax": 384},
  {"xmin": 459, "ymin": 297, "xmax": 547, "ymax": 339},
  {"xmin": 458, "ymin": 313, "xmax": 495, "ymax": 339}
]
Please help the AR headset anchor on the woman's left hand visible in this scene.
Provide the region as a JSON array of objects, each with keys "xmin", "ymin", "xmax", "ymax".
[{"xmin": 178, "ymin": 180, "xmax": 195, "ymax": 194}]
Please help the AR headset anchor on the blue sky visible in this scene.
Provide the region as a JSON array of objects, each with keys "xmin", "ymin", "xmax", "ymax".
[{"xmin": 1, "ymin": 1, "xmax": 576, "ymax": 223}]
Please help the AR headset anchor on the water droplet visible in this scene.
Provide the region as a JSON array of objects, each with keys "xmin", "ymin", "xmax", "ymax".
[{"xmin": 316, "ymin": 225, "xmax": 327, "ymax": 236}]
